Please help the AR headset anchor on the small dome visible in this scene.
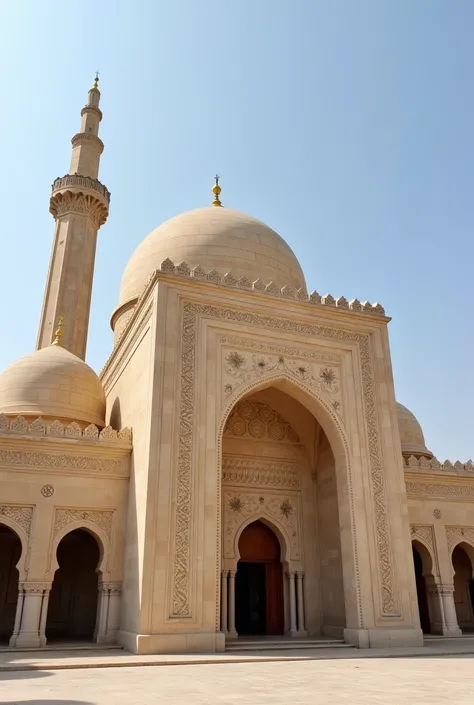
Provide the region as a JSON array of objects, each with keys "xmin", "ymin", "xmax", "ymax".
[
  {"xmin": 0, "ymin": 345, "xmax": 105, "ymax": 427},
  {"xmin": 396, "ymin": 402, "xmax": 432, "ymax": 458},
  {"xmin": 118, "ymin": 206, "xmax": 306, "ymax": 310}
]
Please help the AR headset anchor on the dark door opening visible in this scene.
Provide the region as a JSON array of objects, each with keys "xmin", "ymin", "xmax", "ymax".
[
  {"xmin": 46, "ymin": 529, "xmax": 100, "ymax": 641},
  {"xmin": 235, "ymin": 520, "xmax": 284, "ymax": 636},
  {"xmin": 413, "ymin": 546, "xmax": 431, "ymax": 634},
  {"xmin": 0, "ymin": 525, "xmax": 21, "ymax": 644}
]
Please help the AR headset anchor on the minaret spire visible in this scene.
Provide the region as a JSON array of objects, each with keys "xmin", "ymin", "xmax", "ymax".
[{"xmin": 36, "ymin": 77, "xmax": 110, "ymax": 359}]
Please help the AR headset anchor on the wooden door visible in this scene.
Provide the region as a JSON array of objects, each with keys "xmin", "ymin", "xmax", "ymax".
[{"xmin": 266, "ymin": 561, "xmax": 284, "ymax": 635}]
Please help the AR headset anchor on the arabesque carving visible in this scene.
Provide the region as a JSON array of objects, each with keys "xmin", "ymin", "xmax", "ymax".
[
  {"xmin": 224, "ymin": 400, "xmax": 300, "ymax": 444},
  {"xmin": 53, "ymin": 508, "xmax": 114, "ymax": 540},
  {"xmin": 406, "ymin": 482, "xmax": 474, "ymax": 501},
  {"xmin": 410, "ymin": 524, "xmax": 435, "ymax": 555},
  {"xmin": 0, "ymin": 504, "xmax": 33, "ymax": 537},
  {"xmin": 171, "ymin": 300, "xmax": 392, "ymax": 620},
  {"xmin": 222, "ymin": 456, "xmax": 300, "ymax": 488},
  {"xmin": 223, "ymin": 490, "xmax": 300, "ymax": 561},
  {"xmin": 446, "ymin": 526, "xmax": 474, "ymax": 554}
]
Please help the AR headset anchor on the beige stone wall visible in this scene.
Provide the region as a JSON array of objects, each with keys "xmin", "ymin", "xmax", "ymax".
[
  {"xmin": 0, "ymin": 433, "xmax": 130, "ymax": 585},
  {"xmin": 316, "ymin": 431, "xmax": 345, "ymax": 632},
  {"xmin": 102, "ymin": 295, "xmax": 156, "ymax": 637}
]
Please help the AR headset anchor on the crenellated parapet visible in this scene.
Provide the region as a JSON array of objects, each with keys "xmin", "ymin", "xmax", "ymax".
[
  {"xmin": 157, "ymin": 258, "xmax": 386, "ymax": 314},
  {"xmin": 404, "ymin": 455, "xmax": 474, "ymax": 475},
  {"xmin": 50, "ymin": 173, "xmax": 110, "ymax": 227},
  {"xmin": 0, "ymin": 414, "xmax": 131, "ymax": 445}
]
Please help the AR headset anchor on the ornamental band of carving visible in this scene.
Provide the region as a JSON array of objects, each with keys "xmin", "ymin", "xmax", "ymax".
[
  {"xmin": 0, "ymin": 448, "xmax": 121, "ymax": 474},
  {"xmin": 222, "ymin": 456, "xmax": 300, "ymax": 488},
  {"xmin": 0, "ymin": 504, "xmax": 34, "ymax": 537},
  {"xmin": 53, "ymin": 508, "xmax": 114, "ymax": 540},
  {"xmin": 406, "ymin": 481, "xmax": 474, "ymax": 501},
  {"xmin": 171, "ymin": 301, "xmax": 394, "ymax": 618}
]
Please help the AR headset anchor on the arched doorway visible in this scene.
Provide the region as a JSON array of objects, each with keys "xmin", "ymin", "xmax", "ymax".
[
  {"xmin": 235, "ymin": 520, "xmax": 284, "ymax": 635},
  {"xmin": 412, "ymin": 543, "xmax": 431, "ymax": 634},
  {"xmin": 0, "ymin": 525, "xmax": 21, "ymax": 643},
  {"xmin": 46, "ymin": 529, "xmax": 100, "ymax": 641},
  {"xmin": 452, "ymin": 544, "xmax": 474, "ymax": 633}
]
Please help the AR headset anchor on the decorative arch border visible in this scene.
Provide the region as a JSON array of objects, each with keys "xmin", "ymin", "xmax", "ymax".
[
  {"xmin": 411, "ymin": 538, "xmax": 435, "ymax": 577},
  {"xmin": 0, "ymin": 514, "xmax": 29, "ymax": 581},
  {"xmin": 410, "ymin": 525, "xmax": 438, "ymax": 576},
  {"xmin": 46, "ymin": 520, "xmax": 112, "ymax": 581},
  {"xmin": 170, "ymin": 300, "xmax": 395, "ymax": 622},
  {"xmin": 230, "ymin": 513, "xmax": 293, "ymax": 567},
  {"xmin": 446, "ymin": 527, "xmax": 474, "ymax": 577}
]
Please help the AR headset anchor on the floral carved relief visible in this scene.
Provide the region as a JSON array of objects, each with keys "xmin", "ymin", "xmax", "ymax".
[
  {"xmin": 223, "ymin": 490, "xmax": 300, "ymax": 561},
  {"xmin": 446, "ymin": 526, "xmax": 474, "ymax": 554},
  {"xmin": 53, "ymin": 508, "xmax": 114, "ymax": 541},
  {"xmin": 0, "ymin": 504, "xmax": 33, "ymax": 537},
  {"xmin": 222, "ymin": 456, "xmax": 300, "ymax": 489},
  {"xmin": 172, "ymin": 300, "xmax": 392, "ymax": 622},
  {"xmin": 222, "ymin": 343, "xmax": 342, "ymax": 415},
  {"xmin": 224, "ymin": 400, "xmax": 300, "ymax": 444}
]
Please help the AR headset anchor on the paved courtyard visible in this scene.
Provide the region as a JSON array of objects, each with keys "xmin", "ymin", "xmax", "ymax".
[{"xmin": 1, "ymin": 655, "xmax": 474, "ymax": 704}]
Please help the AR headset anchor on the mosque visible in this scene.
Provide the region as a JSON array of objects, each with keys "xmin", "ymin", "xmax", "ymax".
[{"xmin": 0, "ymin": 78, "xmax": 473, "ymax": 655}]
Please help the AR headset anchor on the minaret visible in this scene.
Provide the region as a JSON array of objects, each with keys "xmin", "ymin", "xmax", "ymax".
[{"xmin": 36, "ymin": 75, "xmax": 110, "ymax": 359}]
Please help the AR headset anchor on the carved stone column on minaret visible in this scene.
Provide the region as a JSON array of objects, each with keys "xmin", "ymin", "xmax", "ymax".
[{"xmin": 36, "ymin": 75, "xmax": 110, "ymax": 360}]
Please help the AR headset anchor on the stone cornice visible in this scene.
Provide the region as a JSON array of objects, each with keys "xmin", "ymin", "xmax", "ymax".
[{"xmin": 103, "ymin": 263, "xmax": 388, "ymax": 382}]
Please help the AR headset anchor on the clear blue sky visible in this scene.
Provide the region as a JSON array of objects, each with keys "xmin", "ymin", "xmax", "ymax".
[{"xmin": 0, "ymin": 1, "xmax": 472, "ymax": 460}]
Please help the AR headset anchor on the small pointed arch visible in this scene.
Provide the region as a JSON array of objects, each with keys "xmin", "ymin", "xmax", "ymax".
[
  {"xmin": 233, "ymin": 515, "xmax": 291, "ymax": 567},
  {"xmin": 450, "ymin": 540, "xmax": 474, "ymax": 571},
  {"xmin": 47, "ymin": 521, "xmax": 111, "ymax": 581}
]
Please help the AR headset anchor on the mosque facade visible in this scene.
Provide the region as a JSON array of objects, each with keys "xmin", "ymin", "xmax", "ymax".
[{"xmin": 0, "ymin": 80, "xmax": 472, "ymax": 654}]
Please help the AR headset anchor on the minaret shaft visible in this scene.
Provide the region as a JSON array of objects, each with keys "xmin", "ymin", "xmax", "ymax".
[{"xmin": 36, "ymin": 77, "xmax": 109, "ymax": 359}]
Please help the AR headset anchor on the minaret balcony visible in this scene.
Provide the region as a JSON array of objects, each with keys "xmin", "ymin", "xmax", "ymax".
[{"xmin": 50, "ymin": 174, "xmax": 110, "ymax": 227}]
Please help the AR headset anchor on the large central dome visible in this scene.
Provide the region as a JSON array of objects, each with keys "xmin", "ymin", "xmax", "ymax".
[{"xmin": 119, "ymin": 207, "xmax": 306, "ymax": 308}]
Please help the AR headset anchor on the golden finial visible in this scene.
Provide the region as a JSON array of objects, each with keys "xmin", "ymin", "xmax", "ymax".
[
  {"xmin": 92, "ymin": 71, "xmax": 99, "ymax": 90},
  {"xmin": 212, "ymin": 174, "xmax": 222, "ymax": 207},
  {"xmin": 51, "ymin": 315, "xmax": 64, "ymax": 346}
]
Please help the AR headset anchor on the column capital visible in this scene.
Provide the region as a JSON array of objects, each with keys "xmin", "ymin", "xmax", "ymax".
[
  {"xmin": 19, "ymin": 581, "xmax": 52, "ymax": 594},
  {"xmin": 296, "ymin": 570, "xmax": 305, "ymax": 579},
  {"xmin": 98, "ymin": 581, "xmax": 122, "ymax": 595},
  {"xmin": 221, "ymin": 569, "xmax": 229, "ymax": 577},
  {"xmin": 229, "ymin": 569, "xmax": 238, "ymax": 578}
]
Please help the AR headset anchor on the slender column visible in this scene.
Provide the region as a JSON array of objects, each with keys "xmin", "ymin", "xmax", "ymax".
[
  {"xmin": 9, "ymin": 585, "xmax": 25, "ymax": 647},
  {"xmin": 38, "ymin": 585, "xmax": 52, "ymax": 646},
  {"xmin": 228, "ymin": 569, "xmax": 237, "ymax": 638},
  {"xmin": 15, "ymin": 582, "xmax": 50, "ymax": 648},
  {"xmin": 425, "ymin": 577, "xmax": 445, "ymax": 635},
  {"xmin": 221, "ymin": 570, "xmax": 229, "ymax": 633},
  {"xmin": 94, "ymin": 582, "xmax": 122, "ymax": 644},
  {"xmin": 288, "ymin": 571, "xmax": 297, "ymax": 636},
  {"xmin": 439, "ymin": 584, "xmax": 462, "ymax": 636},
  {"xmin": 296, "ymin": 571, "xmax": 306, "ymax": 635}
]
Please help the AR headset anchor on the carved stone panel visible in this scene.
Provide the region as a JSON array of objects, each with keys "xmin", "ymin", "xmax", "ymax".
[
  {"xmin": 223, "ymin": 490, "xmax": 301, "ymax": 561},
  {"xmin": 53, "ymin": 508, "xmax": 114, "ymax": 541},
  {"xmin": 171, "ymin": 300, "xmax": 393, "ymax": 620},
  {"xmin": 222, "ymin": 456, "xmax": 300, "ymax": 489},
  {"xmin": 446, "ymin": 526, "xmax": 474, "ymax": 554},
  {"xmin": 0, "ymin": 504, "xmax": 34, "ymax": 537}
]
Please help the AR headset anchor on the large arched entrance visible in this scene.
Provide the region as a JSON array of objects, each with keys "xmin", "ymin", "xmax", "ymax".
[
  {"xmin": 452, "ymin": 544, "xmax": 474, "ymax": 633},
  {"xmin": 0, "ymin": 525, "xmax": 21, "ymax": 643},
  {"xmin": 221, "ymin": 384, "xmax": 347, "ymax": 639},
  {"xmin": 412, "ymin": 542, "xmax": 431, "ymax": 634},
  {"xmin": 235, "ymin": 520, "xmax": 284, "ymax": 635},
  {"xmin": 46, "ymin": 529, "xmax": 100, "ymax": 641}
]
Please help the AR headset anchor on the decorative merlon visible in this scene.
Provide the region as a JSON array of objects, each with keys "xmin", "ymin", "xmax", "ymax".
[
  {"xmin": 0, "ymin": 414, "xmax": 132, "ymax": 444},
  {"xmin": 404, "ymin": 454, "xmax": 474, "ymax": 475},
  {"xmin": 156, "ymin": 258, "xmax": 386, "ymax": 316}
]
